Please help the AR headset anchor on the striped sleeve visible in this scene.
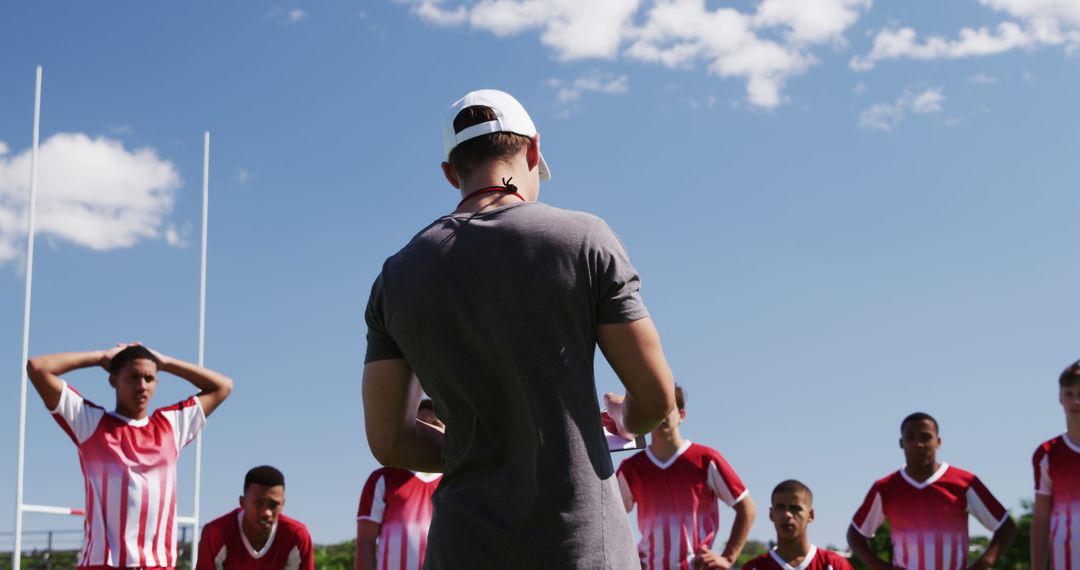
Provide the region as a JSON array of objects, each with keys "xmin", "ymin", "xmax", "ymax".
[
  {"xmin": 49, "ymin": 381, "xmax": 105, "ymax": 444},
  {"xmin": 851, "ymin": 484, "xmax": 885, "ymax": 538},
  {"xmin": 159, "ymin": 396, "xmax": 207, "ymax": 452},
  {"xmin": 706, "ymin": 453, "xmax": 748, "ymax": 507},
  {"xmin": 1033, "ymin": 443, "xmax": 1053, "ymax": 496},
  {"xmin": 357, "ymin": 472, "xmax": 387, "ymax": 523},
  {"xmin": 967, "ymin": 476, "xmax": 1009, "ymax": 531}
]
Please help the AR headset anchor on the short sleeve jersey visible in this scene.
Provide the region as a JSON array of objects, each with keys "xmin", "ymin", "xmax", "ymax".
[
  {"xmin": 851, "ymin": 463, "xmax": 1009, "ymax": 570},
  {"xmin": 1033, "ymin": 434, "xmax": 1080, "ymax": 570},
  {"xmin": 196, "ymin": 509, "xmax": 313, "ymax": 570},
  {"xmin": 616, "ymin": 441, "xmax": 748, "ymax": 570},
  {"xmin": 50, "ymin": 381, "xmax": 206, "ymax": 568},
  {"xmin": 356, "ymin": 468, "xmax": 441, "ymax": 570},
  {"xmin": 364, "ymin": 202, "xmax": 646, "ymax": 569},
  {"xmin": 742, "ymin": 546, "xmax": 854, "ymax": 570}
]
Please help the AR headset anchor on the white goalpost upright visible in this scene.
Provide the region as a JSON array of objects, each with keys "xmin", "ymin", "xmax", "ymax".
[{"xmin": 11, "ymin": 66, "xmax": 212, "ymax": 569}]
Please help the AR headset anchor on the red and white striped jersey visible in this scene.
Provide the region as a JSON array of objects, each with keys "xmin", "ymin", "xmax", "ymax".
[
  {"xmin": 851, "ymin": 463, "xmax": 1009, "ymax": 570},
  {"xmin": 616, "ymin": 441, "xmax": 749, "ymax": 570},
  {"xmin": 50, "ymin": 381, "xmax": 205, "ymax": 569},
  {"xmin": 357, "ymin": 468, "xmax": 441, "ymax": 570},
  {"xmin": 1034, "ymin": 434, "xmax": 1080, "ymax": 570},
  {"xmin": 742, "ymin": 545, "xmax": 854, "ymax": 570},
  {"xmin": 196, "ymin": 509, "xmax": 313, "ymax": 570}
]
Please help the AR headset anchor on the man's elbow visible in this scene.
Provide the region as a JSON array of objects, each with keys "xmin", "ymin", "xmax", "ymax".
[
  {"xmin": 366, "ymin": 433, "xmax": 400, "ymax": 467},
  {"xmin": 26, "ymin": 357, "xmax": 45, "ymax": 382},
  {"xmin": 217, "ymin": 377, "xmax": 234, "ymax": 400},
  {"xmin": 735, "ymin": 494, "xmax": 757, "ymax": 520}
]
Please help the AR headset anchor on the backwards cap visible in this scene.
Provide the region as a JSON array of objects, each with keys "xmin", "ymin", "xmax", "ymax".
[{"xmin": 443, "ymin": 89, "xmax": 551, "ymax": 181}]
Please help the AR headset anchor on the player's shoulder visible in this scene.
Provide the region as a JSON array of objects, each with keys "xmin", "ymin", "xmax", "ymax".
[
  {"xmin": 153, "ymin": 396, "xmax": 199, "ymax": 415},
  {"xmin": 366, "ymin": 466, "xmax": 413, "ymax": 486},
  {"xmin": 686, "ymin": 442, "xmax": 725, "ymax": 461},
  {"xmin": 277, "ymin": 513, "xmax": 312, "ymax": 541},
  {"xmin": 1033, "ymin": 434, "xmax": 1065, "ymax": 460},
  {"xmin": 817, "ymin": 548, "xmax": 854, "ymax": 569},
  {"xmin": 202, "ymin": 508, "xmax": 240, "ymax": 535},
  {"xmin": 869, "ymin": 469, "xmax": 906, "ymax": 491},
  {"xmin": 617, "ymin": 449, "xmax": 652, "ymax": 472},
  {"xmin": 740, "ymin": 552, "xmax": 775, "ymax": 570},
  {"xmin": 939, "ymin": 463, "xmax": 978, "ymax": 484}
]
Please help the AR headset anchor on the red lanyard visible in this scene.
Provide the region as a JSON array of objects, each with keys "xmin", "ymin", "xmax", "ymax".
[{"xmin": 457, "ymin": 177, "xmax": 524, "ymax": 209}]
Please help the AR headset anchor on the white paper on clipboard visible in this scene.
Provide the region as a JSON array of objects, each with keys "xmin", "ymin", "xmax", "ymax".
[{"xmin": 601, "ymin": 410, "xmax": 647, "ymax": 452}]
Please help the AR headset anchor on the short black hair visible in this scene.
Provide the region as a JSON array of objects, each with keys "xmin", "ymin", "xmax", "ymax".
[
  {"xmin": 244, "ymin": 465, "xmax": 285, "ymax": 492},
  {"xmin": 674, "ymin": 385, "xmax": 686, "ymax": 411},
  {"xmin": 1060, "ymin": 360, "xmax": 1080, "ymax": 388},
  {"xmin": 900, "ymin": 412, "xmax": 939, "ymax": 434},
  {"xmin": 772, "ymin": 479, "xmax": 813, "ymax": 503},
  {"xmin": 110, "ymin": 345, "xmax": 159, "ymax": 374}
]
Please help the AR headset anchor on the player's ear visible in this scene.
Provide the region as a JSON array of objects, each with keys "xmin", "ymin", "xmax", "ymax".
[
  {"xmin": 526, "ymin": 134, "xmax": 540, "ymax": 171},
  {"xmin": 108, "ymin": 373, "xmax": 118, "ymax": 389},
  {"xmin": 441, "ymin": 161, "xmax": 461, "ymax": 190},
  {"xmin": 238, "ymin": 495, "xmax": 244, "ymax": 509},
  {"xmin": 808, "ymin": 507, "xmax": 815, "ymax": 523}
]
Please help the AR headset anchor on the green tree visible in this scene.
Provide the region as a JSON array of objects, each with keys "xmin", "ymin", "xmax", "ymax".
[
  {"xmin": 848, "ymin": 520, "xmax": 894, "ymax": 570},
  {"xmin": 313, "ymin": 539, "xmax": 355, "ymax": 570}
]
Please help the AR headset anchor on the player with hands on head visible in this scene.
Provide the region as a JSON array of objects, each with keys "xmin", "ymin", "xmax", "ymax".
[
  {"xmin": 1031, "ymin": 359, "xmax": 1080, "ymax": 570},
  {"xmin": 616, "ymin": 385, "xmax": 757, "ymax": 570},
  {"xmin": 26, "ymin": 343, "xmax": 233, "ymax": 569},
  {"xmin": 847, "ymin": 412, "xmax": 1017, "ymax": 570},
  {"xmin": 741, "ymin": 480, "xmax": 853, "ymax": 570}
]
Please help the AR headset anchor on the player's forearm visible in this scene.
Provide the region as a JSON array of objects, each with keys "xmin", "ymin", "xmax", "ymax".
[
  {"xmin": 27, "ymin": 350, "xmax": 105, "ymax": 379},
  {"xmin": 158, "ymin": 356, "xmax": 233, "ymax": 395},
  {"xmin": 379, "ymin": 420, "xmax": 445, "ymax": 472},
  {"xmin": 356, "ymin": 541, "xmax": 377, "ymax": 570},
  {"xmin": 847, "ymin": 526, "xmax": 893, "ymax": 570},
  {"xmin": 977, "ymin": 517, "xmax": 1017, "ymax": 568},
  {"xmin": 721, "ymin": 496, "xmax": 756, "ymax": 561}
]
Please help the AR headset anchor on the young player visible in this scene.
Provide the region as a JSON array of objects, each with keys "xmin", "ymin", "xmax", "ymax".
[
  {"xmin": 847, "ymin": 412, "xmax": 1017, "ymax": 570},
  {"xmin": 742, "ymin": 480, "xmax": 852, "ymax": 570},
  {"xmin": 617, "ymin": 386, "xmax": 757, "ymax": 570},
  {"xmin": 355, "ymin": 399, "xmax": 443, "ymax": 570},
  {"xmin": 26, "ymin": 343, "xmax": 233, "ymax": 569},
  {"xmin": 197, "ymin": 465, "xmax": 313, "ymax": 570},
  {"xmin": 1031, "ymin": 359, "xmax": 1080, "ymax": 570}
]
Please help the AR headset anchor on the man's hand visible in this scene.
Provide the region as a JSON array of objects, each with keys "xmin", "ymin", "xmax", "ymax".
[
  {"xmin": 603, "ymin": 392, "xmax": 633, "ymax": 439},
  {"xmin": 99, "ymin": 342, "xmax": 140, "ymax": 372},
  {"xmin": 968, "ymin": 558, "xmax": 991, "ymax": 570},
  {"xmin": 693, "ymin": 547, "xmax": 734, "ymax": 570}
]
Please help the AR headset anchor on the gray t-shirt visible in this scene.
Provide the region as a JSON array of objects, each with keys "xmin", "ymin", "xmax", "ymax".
[{"xmin": 365, "ymin": 201, "xmax": 647, "ymax": 569}]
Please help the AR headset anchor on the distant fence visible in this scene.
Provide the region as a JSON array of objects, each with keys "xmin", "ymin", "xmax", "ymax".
[{"xmin": 0, "ymin": 528, "xmax": 194, "ymax": 570}]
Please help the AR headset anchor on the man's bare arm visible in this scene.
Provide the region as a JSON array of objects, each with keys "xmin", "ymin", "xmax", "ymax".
[
  {"xmin": 1031, "ymin": 494, "xmax": 1052, "ymax": 570},
  {"xmin": 847, "ymin": 525, "xmax": 896, "ymax": 570},
  {"xmin": 719, "ymin": 495, "xmax": 757, "ymax": 567},
  {"xmin": 598, "ymin": 317, "xmax": 676, "ymax": 435},
  {"xmin": 362, "ymin": 359, "xmax": 444, "ymax": 472},
  {"xmin": 970, "ymin": 517, "xmax": 1017, "ymax": 570},
  {"xmin": 26, "ymin": 347, "xmax": 129, "ymax": 410},
  {"xmin": 355, "ymin": 520, "xmax": 380, "ymax": 570},
  {"xmin": 145, "ymin": 348, "xmax": 233, "ymax": 417}
]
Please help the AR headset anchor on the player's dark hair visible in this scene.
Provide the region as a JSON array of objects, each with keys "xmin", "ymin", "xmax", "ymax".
[
  {"xmin": 1060, "ymin": 360, "xmax": 1080, "ymax": 387},
  {"xmin": 674, "ymin": 385, "xmax": 686, "ymax": 411},
  {"xmin": 772, "ymin": 479, "xmax": 813, "ymax": 503},
  {"xmin": 244, "ymin": 465, "xmax": 285, "ymax": 492},
  {"xmin": 109, "ymin": 345, "xmax": 159, "ymax": 374},
  {"xmin": 448, "ymin": 105, "xmax": 531, "ymax": 182},
  {"xmin": 900, "ymin": 412, "xmax": 939, "ymax": 434}
]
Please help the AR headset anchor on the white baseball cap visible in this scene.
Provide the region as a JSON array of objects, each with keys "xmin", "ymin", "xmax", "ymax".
[{"xmin": 443, "ymin": 89, "xmax": 551, "ymax": 181}]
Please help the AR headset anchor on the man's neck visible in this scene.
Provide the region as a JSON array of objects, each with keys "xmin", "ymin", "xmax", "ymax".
[
  {"xmin": 113, "ymin": 404, "xmax": 147, "ymax": 421},
  {"xmin": 241, "ymin": 517, "xmax": 271, "ymax": 551},
  {"xmin": 775, "ymin": 537, "xmax": 813, "ymax": 566},
  {"xmin": 1065, "ymin": 417, "xmax": 1080, "ymax": 446},
  {"xmin": 904, "ymin": 461, "xmax": 941, "ymax": 482},
  {"xmin": 648, "ymin": 429, "xmax": 684, "ymax": 463},
  {"xmin": 456, "ymin": 167, "xmax": 537, "ymax": 213}
]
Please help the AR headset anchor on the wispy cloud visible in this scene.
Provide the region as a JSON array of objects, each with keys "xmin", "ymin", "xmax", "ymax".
[
  {"xmin": 852, "ymin": 0, "xmax": 1080, "ymax": 70},
  {"xmin": 398, "ymin": 0, "xmax": 872, "ymax": 109},
  {"xmin": 969, "ymin": 73, "xmax": 998, "ymax": 84},
  {"xmin": 858, "ymin": 87, "xmax": 945, "ymax": 132},
  {"xmin": 0, "ymin": 133, "xmax": 181, "ymax": 265},
  {"xmin": 269, "ymin": 7, "xmax": 308, "ymax": 25},
  {"xmin": 236, "ymin": 168, "xmax": 252, "ymax": 185},
  {"xmin": 547, "ymin": 71, "xmax": 629, "ymax": 104}
]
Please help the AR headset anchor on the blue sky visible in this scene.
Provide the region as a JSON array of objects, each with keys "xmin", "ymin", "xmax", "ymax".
[{"xmin": 1, "ymin": 0, "xmax": 1078, "ymax": 550}]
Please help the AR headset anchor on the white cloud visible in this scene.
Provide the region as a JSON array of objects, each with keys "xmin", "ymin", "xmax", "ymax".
[
  {"xmin": 269, "ymin": 7, "xmax": 308, "ymax": 24},
  {"xmin": 164, "ymin": 223, "xmax": 190, "ymax": 248},
  {"xmin": 969, "ymin": 73, "xmax": 998, "ymax": 84},
  {"xmin": 0, "ymin": 133, "xmax": 181, "ymax": 264},
  {"xmin": 547, "ymin": 71, "xmax": 629, "ymax": 104},
  {"xmin": 858, "ymin": 87, "xmax": 945, "ymax": 132},
  {"xmin": 853, "ymin": 0, "xmax": 1080, "ymax": 69},
  {"xmin": 399, "ymin": 0, "xmax": 872, "ymax": 108},
  {"xmin": 236, "ymin": 168, "xmax": 252, "ymax": 185}
]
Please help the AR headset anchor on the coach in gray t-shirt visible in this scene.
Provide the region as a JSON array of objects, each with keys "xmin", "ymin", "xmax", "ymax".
[{"xmin": 362, "ymin": 89, "xmax": 676, "ymax": 569}]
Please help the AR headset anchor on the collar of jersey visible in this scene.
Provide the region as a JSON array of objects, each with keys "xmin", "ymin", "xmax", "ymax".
[
  {"xmin": 646, "ymin": 439, "xmax": 693, "ymax": 470},
  {"xmin": 768, "ymin": 544, "xmax": 818, "ymax": 570},
  {"xmin": 899, "ymin": 461, "xmax": 949, "ymax": 489},
  {"xmin": 108, "ymin": 410, "xmax": 150, "ymax": 427},
  {"xmin": 413, "ymin": 472, "xmax": 442, "ymax": 483},
  {"xmin": 238, "ymin": 509, "xmax": 278, "ymax": 559},
  {"xmin": 1062, "ymin": 433, "xmax": 1080, "ymax": 454}
]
